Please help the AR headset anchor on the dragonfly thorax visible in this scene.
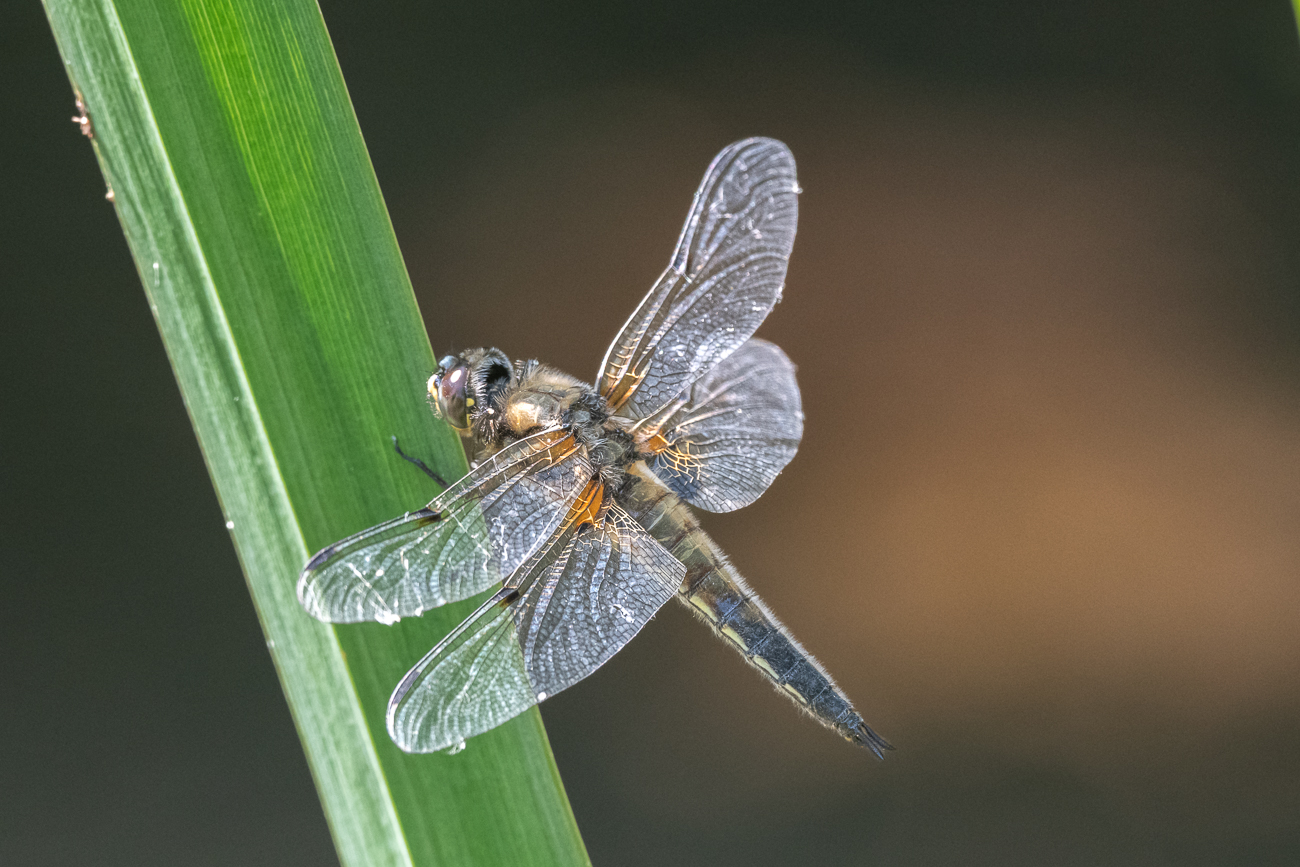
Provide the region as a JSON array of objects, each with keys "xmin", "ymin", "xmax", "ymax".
[
  {"xmin": 459, "ymin": 354, "xmax": 633, "ymax": 486},
  {"xmin": 494, "ymin": 359, "xmax": 588, "ymax": 436}
]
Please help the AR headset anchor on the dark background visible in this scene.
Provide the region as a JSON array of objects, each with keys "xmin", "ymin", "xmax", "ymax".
[{"xmin": 7, "ymin": 1, "xmax": 1300, "ymax": 864}]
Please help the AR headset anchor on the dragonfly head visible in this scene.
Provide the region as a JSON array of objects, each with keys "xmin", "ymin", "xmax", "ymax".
[{"xmin": 429, "ymin": 349, "xmax": 514, "ymax": 434}]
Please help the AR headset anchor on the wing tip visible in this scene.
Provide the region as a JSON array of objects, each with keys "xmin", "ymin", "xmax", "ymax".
[
  {"xmin": 705, "ymin": 137, "xmax": 794, "ymax": 182},
  {"xmin": 386, "ymin": 666, "xmax": 441, "ymax": 753},
  {"xmin": 728, "ymin": 136, "xmax": 792, "ymax": 159},
  {"xmin": 297, "ymin": 545, "xmax": 338, "ymax": 621},
  {"xmin": 303, "ymin": 543, "xmax": 336, "ymax": 572}
]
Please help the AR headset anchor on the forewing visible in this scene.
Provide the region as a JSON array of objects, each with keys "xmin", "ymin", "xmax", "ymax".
[
  {"xmin": 598, "ymin": 138, "xmax": 798, "ymax": 420},
  {"xmin": 297, "ymin": 429, "xmax": 591, "ymax": 624},
  {"xmin": 386, "ymin": 499, "xmax": 686, "ymax": 752},
  {"xmin": 641, "ymin": 338, "xmax": 802, "ymax": 512}
]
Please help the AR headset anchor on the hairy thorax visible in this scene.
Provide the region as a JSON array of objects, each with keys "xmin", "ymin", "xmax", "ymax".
[{"xmin": 481, "ymin": 361, "xmax": 639, "ymax": 488}]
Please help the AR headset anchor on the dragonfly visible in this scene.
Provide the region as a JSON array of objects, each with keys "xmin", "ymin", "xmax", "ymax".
[{"xmin": 298, "ymin": 138, "xmax": 892, "ymax": 758}]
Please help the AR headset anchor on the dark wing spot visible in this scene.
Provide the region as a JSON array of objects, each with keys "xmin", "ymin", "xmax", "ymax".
[
  {"xmin": 497, "ymin": 588, "xmax": 522, "ymax": 608},
  {"xmin": 304, "ymin": 545, "xmax": 337, "ymax": 571},
  {"xmin": 414, "ymin": 508, "xmax": 442, "ymax": 526}
]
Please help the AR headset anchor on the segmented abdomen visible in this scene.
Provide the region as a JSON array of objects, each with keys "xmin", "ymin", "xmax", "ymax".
[{"xmin": 619, "ymin": 464, "xmax": 891, "ymax": 757}]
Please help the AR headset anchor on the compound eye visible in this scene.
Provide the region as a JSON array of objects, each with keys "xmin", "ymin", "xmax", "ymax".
[{"xmin": 433, "ymin": 360, "xmax": 471, "ymax": 431}]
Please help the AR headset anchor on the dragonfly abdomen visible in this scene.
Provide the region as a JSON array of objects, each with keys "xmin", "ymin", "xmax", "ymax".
[{"xmin": 621, "ymin": 465, "xmax": 892, "ymax": 758}]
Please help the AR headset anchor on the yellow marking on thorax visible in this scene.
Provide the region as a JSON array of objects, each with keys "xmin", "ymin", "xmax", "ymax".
[
  {"xmin": 504, "ymin": 376, "xmax": 581, "ymax": 434},
  {"xmin": 504, "ymin": 397, "xmax": 549, "ymax": 433}
]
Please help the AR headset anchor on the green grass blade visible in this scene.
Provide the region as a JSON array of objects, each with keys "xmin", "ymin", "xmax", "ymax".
[{"xmin": 41, "ymin": 1, "xmax": 591, "ymax": 865}]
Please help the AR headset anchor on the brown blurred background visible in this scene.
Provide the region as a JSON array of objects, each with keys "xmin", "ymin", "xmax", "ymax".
[{"xmin": 7, "ymin": 1, "xmax": 1300, "ymax": 864}]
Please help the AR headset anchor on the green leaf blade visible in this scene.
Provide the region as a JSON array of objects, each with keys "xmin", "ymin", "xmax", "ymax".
[{"xmin": 43, "ymin": 1, "xmax": 591, "ymax": 865}]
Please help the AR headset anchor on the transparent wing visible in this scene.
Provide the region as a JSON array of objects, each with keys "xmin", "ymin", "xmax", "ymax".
[
  {"xmin": 516, "ymin": 503, "xmax": 686, "ymax": 698},
  {"xmin": 297, "ymin": 429, "xmax": 591, "ymax": 624},
  {"xmin": 386, "ymin": 497, "xmax": 686, "ymax": 752},
  {"xmin": 598, "ymin": 138, "xmax": 799, "ymax": 420},
  {"xmin": 639, "ymin": 338, "xmax": 802, "ymax": 513},
  {"xmin": 384, "ymin": 587, "xmax": 532, "ymax": 753}
]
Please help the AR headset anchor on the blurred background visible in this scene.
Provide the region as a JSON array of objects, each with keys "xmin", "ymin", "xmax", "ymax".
[{"xmin": 7, "ymin": 1, "xmax": 1300, "ymax": 864}]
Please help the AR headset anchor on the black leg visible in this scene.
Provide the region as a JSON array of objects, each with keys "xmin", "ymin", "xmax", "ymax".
[{"xmin": 392, "ymin": 436, "xmax": 451, "ymax": 490}]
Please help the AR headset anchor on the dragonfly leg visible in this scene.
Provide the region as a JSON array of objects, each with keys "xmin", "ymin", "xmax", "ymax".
[{"xmin": 391, "ymin": 435, "xmax": 450, "ymax": 490}]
